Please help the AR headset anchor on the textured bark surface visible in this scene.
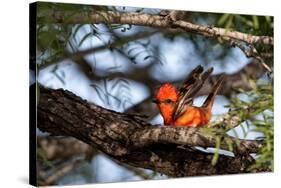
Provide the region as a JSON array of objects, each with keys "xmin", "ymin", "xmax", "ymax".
[{"xmin": 38, "ymin": 86, "xmax": 267, "ymax": 177}]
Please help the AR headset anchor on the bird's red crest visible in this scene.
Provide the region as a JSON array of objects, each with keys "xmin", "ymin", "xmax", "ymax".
[{"xmin": 156, "ymin": 83, "xmax": 178, "ymax": 102}]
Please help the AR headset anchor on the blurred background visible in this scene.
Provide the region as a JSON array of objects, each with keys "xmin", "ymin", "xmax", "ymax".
[{"xmin": 31, "ymin": 2, "xmax": 273, "ymax": 186}]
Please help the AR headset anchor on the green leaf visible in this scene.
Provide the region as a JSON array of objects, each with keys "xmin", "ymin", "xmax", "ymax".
[
  {"xmin": 235, "ymin": 15, "xmax": 253, "ymax": 27},
  {"xmin": 225, "ymin": 137, "xmax": 234, "ymax": 152},
  {"xmin": 37, "ymin": 148, "xmax": 54, "ymax": 168},
  {"xmin": 225, "ymin": 15, "xmax": 233, "ymax": 28},
  {"xmin": 218, "ymin": 14, "xmax": 230, "ymax": 26},
  {"xmin": 252, "ymin": 16, "xmax": 259, "ymax": 29},
  {"xmin": 211, "ymin": 136, "xmax": 221, "ymax": 166}
]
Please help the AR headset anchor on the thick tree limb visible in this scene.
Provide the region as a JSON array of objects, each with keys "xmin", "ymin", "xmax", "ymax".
[
  {"xmin": 48, "ymin": 10, "xmax": 273, "ymax": 46},
  {"xmin": 37, "ymin": 86, "xmax": 268, "ymax": 177}
]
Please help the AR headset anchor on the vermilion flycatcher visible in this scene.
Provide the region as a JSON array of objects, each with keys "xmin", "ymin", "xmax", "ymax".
[{"xmin": 154, "ymin": 65, "xmax": 225, "ymax": 127}]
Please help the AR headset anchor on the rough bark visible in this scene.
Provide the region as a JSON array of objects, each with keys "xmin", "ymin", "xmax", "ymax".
[{"xmin": 37, "ymin": 86, "xmax": 268, "ymax": 177}]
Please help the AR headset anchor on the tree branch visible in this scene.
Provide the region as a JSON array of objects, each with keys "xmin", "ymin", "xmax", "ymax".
[
  {"xmin": 48, "ymin": 10, "xmax": 273, "ymax": 46},
  {"xmin": 230, "ymin": 41, "xmax": 272, "ymax": 73},
  {"xmin": 37, "ymin": 86, "xmax": 269, "ymax": 177},
  {"xmin": 38, "ymin": 159, "xmax": 86, "ymax": 186}
]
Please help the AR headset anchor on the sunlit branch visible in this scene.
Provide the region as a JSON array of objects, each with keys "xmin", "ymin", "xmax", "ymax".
[{"xmin": 48, "ymin": 10, "xmax": 273, "ymax": 46}]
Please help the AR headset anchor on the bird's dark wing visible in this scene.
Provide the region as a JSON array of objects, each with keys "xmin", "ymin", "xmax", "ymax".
[
  {"xmin": 201, "ymin": 75, "xmax": 225, "ymax": 109},
  {"xmin": 177, "ymin": 65, "xmax": 204, "ymax": 97},
  {"xmin": 172, "ymin": 66, "xmax": 213, "ymax": 120}
]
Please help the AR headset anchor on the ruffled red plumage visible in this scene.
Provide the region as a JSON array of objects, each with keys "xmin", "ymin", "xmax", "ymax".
[
  {"xmin": 154, "ymin": 67, "xmax": 225, "ymax": 127},
  {"xmin": 156, "ymin": 83, "xmax": 178, "ymax": 102}
]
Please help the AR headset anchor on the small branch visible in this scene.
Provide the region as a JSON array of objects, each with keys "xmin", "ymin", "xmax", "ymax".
[
  {"xmin": 48, "ymin": 10, "xmax": 273, "ymax": 46},
  {"xmin": 39, "ymin": 159, "xmax": 86, "ymax": 185},
  {"xmin": 37, "ymin": 136, "xmax": 98, "ymax": 186},
  {"xmin": 174, "ymin": 20, "xmax": 273, "ymax": 46},
  {"xmin": 130, "ymin": 126, "xmax": 262, "ymax": 154},
  {"xmin": 230, "ymin": 41, "xmax": 272, "ymax": 73},
  {"xmin": 37, "ymin": 137, "xmax": 92, "ymax": 160}
]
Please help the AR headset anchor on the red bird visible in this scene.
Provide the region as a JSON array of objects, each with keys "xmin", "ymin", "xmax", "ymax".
[{"xmin": 154, "ymin": 65, "xmax": 225, "ymax": 127}]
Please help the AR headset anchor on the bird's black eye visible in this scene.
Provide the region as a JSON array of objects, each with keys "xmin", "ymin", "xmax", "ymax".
[{"xmin": 164, "ymin": 99, "xmax": 172, "ymax": 103}]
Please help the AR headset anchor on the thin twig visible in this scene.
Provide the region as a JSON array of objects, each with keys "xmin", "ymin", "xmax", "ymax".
[
  {"xmin": 230, "ymin": 40, "xmax": 272, "ymax": 74},
  {"xmin": 40, "ymin": 159, "xmax": 86, "ymax": 185}
]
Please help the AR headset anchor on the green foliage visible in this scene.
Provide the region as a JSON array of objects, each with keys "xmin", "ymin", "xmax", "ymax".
[
  {"xmin": 211, "ymin": 136, "xmax": 221, "ymax": 166},
  {"xmin": 245, "ymin": 83, "xmax": 273, "ymax": 171},
  {"xmin": 231, "ymin": 82, "xmax": 273, "ymax": 171},
  {"xmin": 216, "ymin": 13, "xmax": 273, "ymax": 67},
  {"xmin": 217, "ymin": 13, "xmax": 273, "ymax": 36},
  {"xmin": 36, "ymin": 23, "xmax": 72, "ymax": 67},
  {"xmin": 250, "ymin": 113, "xmax": 273, "ymax": 171},
  {"xmin": 229, "ymin": 81, "xmax": 273, "ymax": 120},
  {"xmin": 213, "ymin": 80, "xmax": 273, "ymax": 169},
  {"xmin": 37, "ymin": 148, "xmax": 54, "ymax": 168},
  {"xmin": 36, "ymin": 2, "xmax": 114, "ymax": 68}
]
